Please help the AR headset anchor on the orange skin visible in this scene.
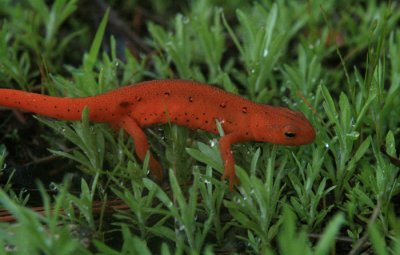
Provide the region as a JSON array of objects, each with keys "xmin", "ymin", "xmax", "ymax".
[{"xmin": 0, "ymin": 80, "xmax": 315, "ymax": 190}]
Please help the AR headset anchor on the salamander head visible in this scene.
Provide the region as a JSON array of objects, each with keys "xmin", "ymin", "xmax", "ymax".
[{"xmin": 251, "ymin": 107, "xmax": 316, "ymax": 146}]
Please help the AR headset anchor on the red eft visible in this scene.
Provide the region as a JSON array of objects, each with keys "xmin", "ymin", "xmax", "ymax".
[{"xmin": 0, "ymin": 79, "xmax": 316, "ymax": 190}]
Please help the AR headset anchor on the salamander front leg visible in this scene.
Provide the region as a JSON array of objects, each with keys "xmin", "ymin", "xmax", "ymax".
[
  {"xmin": 219, "ymin": 133, "xmax": 242, "ymax": 191},
  {"xmin": 118, "ymin": 117, "xmax": 163, "ymax": 183}
]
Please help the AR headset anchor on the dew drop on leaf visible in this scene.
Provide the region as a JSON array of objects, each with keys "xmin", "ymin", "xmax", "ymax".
[{"xmin": 263, "ymin": 48, "xmax": 269, "ymax": 57}]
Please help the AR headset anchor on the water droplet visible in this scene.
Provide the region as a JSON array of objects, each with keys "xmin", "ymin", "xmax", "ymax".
[
  {"xmin": 263, "ymin": 48, "xmax": 269, "ymax": 57},
  {"xmin": 347, "ymin": 131, "xmax": 360, "ymax": 140},
  {"xmin": 210, "ymin": 139, "xmax": 218, "ymax": 147},
  {"xmin": 178, "ymin": 223, "xmax": 185, "ymax": 231},
  {"xmin": 233, "ymin": 197, "xmax": 241, "ymax": 203},
  {"xmin": 49, "ymin": 182, "xmax": 58, "ymax": 191},
  {"xmin": 38, "ymin": 226, "xmax": 45, "ymax": 233},
  {"xmin": 182, "ymin": 16, "xmax": 190, "ymax": 24},
  {"xmin": 203, "ymin": 178, "xmax": 211, "ymax": 184}
]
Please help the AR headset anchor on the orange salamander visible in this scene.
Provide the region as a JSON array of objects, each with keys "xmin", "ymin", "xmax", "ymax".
[{"xmin": 0, "ymin": 79, "xmax": 315, "ymax": 189}]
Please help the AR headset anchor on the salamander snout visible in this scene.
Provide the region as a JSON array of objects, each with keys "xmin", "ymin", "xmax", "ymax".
[
  {"xmin": 282, "ymin": 109, "xmax": 316, "ymax": 145},
  {"xmin": 250, "ymin": 107, "xmax": 316, "ymax": 146},
  {"xmin": 281, "ymin": 120, "xmax": 316, "ymax": 145}
]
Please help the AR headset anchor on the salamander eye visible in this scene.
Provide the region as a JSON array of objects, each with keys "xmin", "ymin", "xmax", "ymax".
[
  {"xmin": 284, "ymin": 132, "xmax": 297, "ymax": 138},
  {"xmin": 283, "ymin": 125, "xmax": 297, "ymax": 139}
]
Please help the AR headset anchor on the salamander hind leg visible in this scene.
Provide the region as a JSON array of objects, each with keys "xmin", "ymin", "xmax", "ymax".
[
  {"xmin": 219, "ymin": 133, "xmax": 242, "ymax": 191},
  {"xmin": 118, "ymin": 117, "xmax": 163, "ymax": 183}
]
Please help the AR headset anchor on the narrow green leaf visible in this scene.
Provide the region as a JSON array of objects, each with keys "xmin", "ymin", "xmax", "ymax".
[
  {"xmin": 368, "ymin": 223, "xmax": 389, "ymax": 255},
  {"xmin": 84, "ymin": 9, "xmax": 110, "ymax": 71},
  {"xmin": 314, "ymin": 213, "xmax": 345, "ymax": 255}
]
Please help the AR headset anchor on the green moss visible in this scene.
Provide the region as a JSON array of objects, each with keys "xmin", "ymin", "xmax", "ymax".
[{"xmin": 1, "ymin": 0, "xmax": 400, "ymax": 254}]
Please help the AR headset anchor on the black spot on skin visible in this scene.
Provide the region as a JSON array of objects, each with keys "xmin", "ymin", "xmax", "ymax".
[
  {"xmin": 186, "ymin": 119, "xmax": 190, "ymax": 123},
  {"xmin": 119, "ymin": 101, "xmax": 131, "ymax": 108},
  {"xmin": 245, "ymin": 132, "xmax": 249, "ymax": 136},
  {"xmin": 67, "ymin": 109, "xmax": 71, "ymax": 112},
  {"xmin": 135, "ymin": 96, "xmax": 142, "ymax": 102},
  {"xmin": 220, "ymin": 102, "xmax": 227, "ymax": 108},
  {"xmin": 164, "ymin": 92, "xmax": 170, "ymax": 97},
  {"xmin": 242, "ymin": 107, "xmax": 248, "ymax": 114},
  {"xmin": 205, "ymin": 120, "xmax": 209, "ymax": 124},
  {"xmin": 188, "ymin": 96, "xmax": 193, "ymax": 102},
  {"xmin": 195, "ymin": 117, "xmax": 199, "ymax": 120}
]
